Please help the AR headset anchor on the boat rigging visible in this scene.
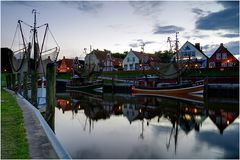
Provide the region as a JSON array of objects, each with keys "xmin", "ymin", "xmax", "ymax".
[{"xmin": 9, "ymin": 9, "xmax": 60, "ymax": 76}]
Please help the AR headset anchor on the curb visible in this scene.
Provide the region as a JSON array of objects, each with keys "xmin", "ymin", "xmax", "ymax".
[{"xmin": 4, "ymin": 88, "xmax": 72, "ymax": 159}]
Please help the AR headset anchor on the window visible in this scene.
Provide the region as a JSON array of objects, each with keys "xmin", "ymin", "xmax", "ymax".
[
  {"xmin": 135, "ymin": 63, "xmax": 139, "ymax": 70},
  {"xmin": 132, "ymin": 57, "xmax": 135, "ymax": 62},
  {"xmin": 209, "ymin": 62, "xmax": 215, "ymax": 68},
  {"xmin": 216, "ymin": 53, "xmax": 221, "ymax": 60},
  {"xmin": 127, "ymin": 57, "xmax": 130, "ymax": 62},
  {"xmin": 222, "ymin": 63, "xmax": 227, "ymax": 67},
  {"xmin": 124, "ymin": 64, "xmax": 128, "ymax": 70},
  {"xmin": 130, "ymin": 64, "xmax": 133, "ymax": 70},
  {"xmin": 222, "ymin": 53, "xmax": 227, "ymax": 59}
]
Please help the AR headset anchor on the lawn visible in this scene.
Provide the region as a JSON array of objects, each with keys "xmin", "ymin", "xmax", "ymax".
[
  {"xmin": 1, "ymin": 73, "xmax": 7, "ymax": 87},
  {"xmin": 1, "ymin": 89, "xmax": 29, "ymax": 159},
  {"xmin": 57, "ymin": 73, "xmax": 72, "ymax": 80}
]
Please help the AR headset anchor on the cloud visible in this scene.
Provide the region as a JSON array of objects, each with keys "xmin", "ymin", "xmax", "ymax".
[
  {"xmin": 2, "ymin": 1, "xmax": 33, "ymax": 7},
  {"xmin": 195, "ymin": 125, "xmax": 239, "ymax": 158},
  {"xmin": 220, "ymin": 33, "xmax": 239, "ymax": 38},
  {"xmin": 61, "ymin": 1, "xmax": 103, "ymax": 13},
  {"xmin": 153, "ymin": 25, "xmax": 184, "ymax": 34},
  {"xmin": 129, "ymin": 1, "xmax": 164, "ymax": 17},
  {"xmin": 195, "ymin": 1, "xmax": 239, "ymax": 32},
  {"xmin": 129, "ymin": 43, "xmax": 139, "ymax": 48},
  {"xmin": 129, "ymin": 39, "xmax": 156, "ymax": 48},
  {"xmin": 192, "ymin": 8, "xmax": 204, "ymax": 16}
]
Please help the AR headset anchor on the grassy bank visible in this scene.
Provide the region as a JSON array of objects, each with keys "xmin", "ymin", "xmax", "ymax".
[{"xmin": 1, "ymin": 89, "xmax": 29, "ymax": 159}]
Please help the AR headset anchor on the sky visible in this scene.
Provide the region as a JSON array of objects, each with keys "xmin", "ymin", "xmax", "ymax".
[{"xmin": 1, "ymin": 0, "xmax": 239, "ymax": 60}]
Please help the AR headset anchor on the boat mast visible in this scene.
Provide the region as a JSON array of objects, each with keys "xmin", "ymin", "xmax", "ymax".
[
  {"xmin": 33, "ymin": 9, "xmax": 37, "ymax": 70},
  {"xmin": 174, "ymin": 32, "xmax": 180, "ymax": 83}
]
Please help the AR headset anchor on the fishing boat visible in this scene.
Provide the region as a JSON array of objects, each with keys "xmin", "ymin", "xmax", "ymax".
[
  {"xmin": 131, "ymin": 33, "xmax": 206, "ymax": 100},
  {"xmin": 132, "ymin": 81, "xmax": 205, "ymax": 103},
  {"xmin": 9, "ymin": 9, "xmax": 60, "ymax": 108}
]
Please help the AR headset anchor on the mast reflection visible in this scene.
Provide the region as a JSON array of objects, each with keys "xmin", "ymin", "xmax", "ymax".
[{"xmin": 56, "ymin": 91, "xmax": 239, "ymax": 152}]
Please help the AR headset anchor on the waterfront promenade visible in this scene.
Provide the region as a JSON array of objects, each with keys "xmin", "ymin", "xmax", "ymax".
[{"xmin": 3, "ymin": 89, "xmax": 59, "ymax": 159}]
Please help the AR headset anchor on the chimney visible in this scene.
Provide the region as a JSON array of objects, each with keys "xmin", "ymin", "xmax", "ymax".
[
  {"xmin": 195, "ymin": 43, "xmax": 201, "ymax": 50},
  {"xmin": 63, "ymin": 56, "xmax": 65, "ymax": 59},
  {"xmin": 220, "ymin": 43, "xmax": 223, "ymax": 46}
]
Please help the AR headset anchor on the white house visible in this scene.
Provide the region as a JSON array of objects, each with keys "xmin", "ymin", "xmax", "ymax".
[
  {"xmin": 84, "ymin": 49, "xmax": 113, "ymax": 72},
  {"xmin": 123, "ymin": 50, "xmax": 160, "ymax": 71},
  {"xmin": 176, "ymin": 41, "xmax": 208, "ymax": 68}
]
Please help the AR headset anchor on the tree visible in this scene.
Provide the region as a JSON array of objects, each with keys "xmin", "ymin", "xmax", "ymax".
[
  {"xmin": 154, "ymin": 50, "xmax": 173, "ymax": 63},
  {"xmin": 112, "ymin": 52, "xmax": 127, "ymax": 59}
]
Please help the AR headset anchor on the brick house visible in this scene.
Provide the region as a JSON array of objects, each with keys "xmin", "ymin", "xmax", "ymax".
[
  {"xmin": 57, "ymin": 56, "xmax": 74, "ymax": 73},
  {"xmin": 209, "ymin": 43, "xmax": 239, "ymax": 68}
]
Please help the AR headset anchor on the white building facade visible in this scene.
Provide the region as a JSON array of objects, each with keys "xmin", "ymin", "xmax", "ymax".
[{"xmin": 177, "ymin": 41, "xmax": 208, "ymax": 68}]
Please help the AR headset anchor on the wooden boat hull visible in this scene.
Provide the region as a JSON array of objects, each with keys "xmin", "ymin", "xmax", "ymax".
[{"xmin": 132, "ymin": 84, "xmax": 205, "ymax": 103}]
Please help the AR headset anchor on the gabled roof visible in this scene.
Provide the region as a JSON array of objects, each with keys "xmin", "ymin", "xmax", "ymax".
[
  {"xmin": 58, "ymin": 56, "xmax": 74, "ymax": 68},
  {"xmin": 131, "ymin": 50, "xmax": 160, "ymax": 61},
  {"xmin": 182, "ymin": 41, "xmax": 209, "ymax": 59},
  {"xmin": 91, "ymin": 49, "xmax": 110, "ymax": 61},
  {"xmin": 209, "ymin": 43, "xmax": 239, "ymax": 62}
]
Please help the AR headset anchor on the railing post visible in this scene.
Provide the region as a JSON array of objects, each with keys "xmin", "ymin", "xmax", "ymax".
[
  {"xmin": 31, "ymin": 71, "xmax": 38, "ymax": 107},
  {"xmin": 23, "ymin": 72, "xmax": 28, "ymax": 99},
  {"xmin": 46, "ymin": 63, "xmax": 56, "ymax": 130}
]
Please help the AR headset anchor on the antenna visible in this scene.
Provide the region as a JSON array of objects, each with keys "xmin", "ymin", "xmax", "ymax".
[
  {"xmin": 140, "ymin": 42, "xmax": 145, "ymax": 52},
  {"xmin": 167, "ymin": 37, "xmax": 173, "ymax": 52}
]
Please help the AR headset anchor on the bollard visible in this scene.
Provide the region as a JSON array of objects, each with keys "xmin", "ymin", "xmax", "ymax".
[
  {"xmin": 31, "ymin": 71, "xmax": 38, "ymax": 107},
  {"xmin": 23, "ymin": 72, "xmax": 28, "ymax": 100},
  {"xmin": 17, "ymin": 73, "xmax": 21, "ymax": 94},
  {"xmin": 46, "ymin": 63, "xmax": 56, "ymax": 130}
]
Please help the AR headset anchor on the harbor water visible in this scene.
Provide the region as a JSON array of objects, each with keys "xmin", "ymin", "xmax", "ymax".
[{"xmin": 54, "ymin": 91, "xmax": 239, "ymax": 159}]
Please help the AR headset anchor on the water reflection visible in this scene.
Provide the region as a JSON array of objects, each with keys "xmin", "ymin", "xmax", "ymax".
[{"xmin": 55, "ymin": 92, "xmax": 239, "ymax": 159}]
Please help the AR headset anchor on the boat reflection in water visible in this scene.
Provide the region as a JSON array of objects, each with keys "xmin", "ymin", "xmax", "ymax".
[{"xmin": 55, "ymin": 91, "xmax": 239, "ymax": 159}]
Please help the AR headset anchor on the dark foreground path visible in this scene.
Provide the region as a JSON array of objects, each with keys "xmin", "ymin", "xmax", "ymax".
[{"xmin": 7, "ymin": 89, "xmax": 58, "ymax": 159}]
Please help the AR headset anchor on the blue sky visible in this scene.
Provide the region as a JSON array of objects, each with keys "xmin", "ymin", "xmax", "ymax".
[{"xmin": 1, "ymin": 1, "xmax": 239, "ymax": 59}]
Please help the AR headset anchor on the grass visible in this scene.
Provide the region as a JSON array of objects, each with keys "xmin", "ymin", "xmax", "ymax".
[
  {"xmin": 1, "ymin": 89, "xmax": 29, "ymax": 159},
  {"xmin": 1, "ymin": 72, "xmax": 7, "ymax": 87},
  {"xmin": 57, "ymin": 73, "xmax": 72, "ymax": 80}
]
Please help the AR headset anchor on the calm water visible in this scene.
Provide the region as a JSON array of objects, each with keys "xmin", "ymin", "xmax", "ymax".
[{"xmin": 54, "ymin": 91, "xmax": 239, "ymax": 159}]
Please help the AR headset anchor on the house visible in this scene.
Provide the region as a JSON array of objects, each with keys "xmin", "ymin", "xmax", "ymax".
[
  {"xmin": 84, "ymin": 49, "xmax": 113, "ymax": 72},
  {"xmin": 112, "ymin": 57, "xmax": 123, "ymax": 70},
  {"xmin": 122, "ymin": 49, "xmax": 160, "ymax": 71},
  {"xmin": 177, "ymin": 41, "xmax": 208, "ymax": 68},
  {"xmin": 57, "ymin": 56, "xmax": 74, "ymax": 73},
  {"xmin": 209, "ymin": 43, "xmax": 239, "ymax": 68}
]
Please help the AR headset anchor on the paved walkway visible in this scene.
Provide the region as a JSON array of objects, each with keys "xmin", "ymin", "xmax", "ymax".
[{"xmin": 11, "ymin": 91, "xmax": 59, "ymax": 159}]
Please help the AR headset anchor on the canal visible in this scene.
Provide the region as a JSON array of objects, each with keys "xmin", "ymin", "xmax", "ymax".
[{"xmin": 53, "ymin": 91, "xmax": 239, "ymax": 159}]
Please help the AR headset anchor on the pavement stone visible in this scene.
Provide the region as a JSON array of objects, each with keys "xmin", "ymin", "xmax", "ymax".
[{"xmin": 14, "ymin": 93, "xmax": 59, "ymax": 159}]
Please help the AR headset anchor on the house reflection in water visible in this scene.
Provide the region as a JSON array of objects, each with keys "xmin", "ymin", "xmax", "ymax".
[
  {"xmin": 56, "ymin": 92, "xmax": 239, "ymax": 137},
  {"xmin": 208, "ymin": 101, "xmax": 239, "ymax": 134}
]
